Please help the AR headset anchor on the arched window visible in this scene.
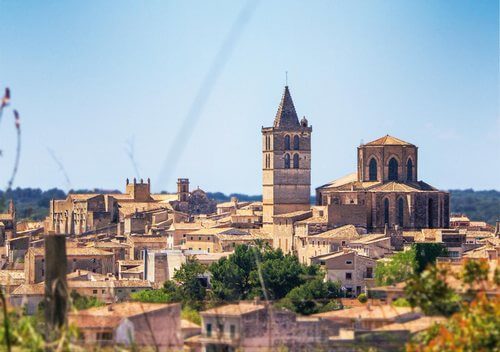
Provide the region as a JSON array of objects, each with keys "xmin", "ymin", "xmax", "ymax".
[
  {"xmin": 428, "ymin": 198, "xmax": 434, "ymax": 228},
  {"xmin": 284, "ymin": 154, "xmax": 290, "ymax": 169},
  {"xmin": 388, "ymin": 158, "xmax": 398, "ymax": 181},
  {"xmin": 284, "ymin": 135, "xmax": 291, "ymax": 150},
  {"xmin": 293, "ymin": 154, "xmax": 299, "ymax": 169},
  {"xmin": 398, "ymin": 197, "xmax": 404, "ymax": 227},
  {"xmin": 384, "ymin": 198, "xmax": 390, "ymax": 225},
  {"xmin": 407, "ymin": 158, "xmax": 413, "ymax": 181},
  {"xmin": 293, "ymin": 135, "xmax": 300, "ymax": 150},
  {"xmin": 369, "ymin": 158, "xmax": 378, "ymax": 181}
]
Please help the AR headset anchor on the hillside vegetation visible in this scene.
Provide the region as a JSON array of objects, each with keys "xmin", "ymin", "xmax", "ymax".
[{"xmin": 0, "ymin": 188, "xmax": 498, "ymax": 224}]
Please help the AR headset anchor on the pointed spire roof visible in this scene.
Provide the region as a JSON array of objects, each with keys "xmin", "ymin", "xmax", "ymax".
[{"xmin": 273, "ymin": 86, "xmax": 300, "ymax": 129}]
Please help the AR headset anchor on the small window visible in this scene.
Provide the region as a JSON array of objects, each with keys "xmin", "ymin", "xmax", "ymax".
[
  {"xmin": 230, "ymin": 325, "xmax": 236, "ymax": 338},
  {"xmin": 341, "ymin": 241, "xmax": 346, "ymax": 246},
  {"xmin": 198, "ymin": 237, "xmax": 201, "ymax": 241},
  {"xmin": 320, "ymin": 260, "xmax": 326, "ymax": 265},
  {"xmin": 131, "ymin": 289, "xmax": 136, "ymax": 292},
  {"xmin": 93, "ymin": 290, "xmax": 98, "ymax": 294},
  {"xmin": 345, "ymin": 273, "xmax": 352, "ymax": 280},
  {"xmin": 218, "ymin": 324, "xmax": 224, "ymax": 333},
  {"xmin": 346, "ymin": 260, "xmax": 353, "ymax": 265},
  {"xmin": 102, "ymin": 289, "xmax": 105, "ymax": 293},
  {"xmin": 206, "ymin": 324, "xmax": 212, "ymax": 337}
]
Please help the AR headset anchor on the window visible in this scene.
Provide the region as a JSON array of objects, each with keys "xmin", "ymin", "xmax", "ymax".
[
  {"xmin": 407, "ymin": 158, "xmax": 413, "ymax": 181},
  {"xmin": 230, "ymin": 325, "xmax": 236, "ymax": 338},
  {"xmin": 93, "ymin": 290, "xmax": 98, "ymax": 294},
  {"xmin": 293, "ymin": 135, "xmax": 299, "ymax": 150},
  {"xmin": 345, "ymin": 260, "xmax": 353, "ymax": 265},
  {"xmin": 369, "ymin": 158, "xmax": 378, "ymax": 181},
  {"xmin": 218, "ymin": 324, "xmax": 224, "ymax": 333},
  {"xmin": 293, "ymin": 153, "xmax": 299, "ymax": 169},
  {"xmin": 284, "ymin": 153, "xmax": 291, "ymax": 169},
  {"xmin": 341, "ymin": 241, "xmax": 346, "ymax": 246},
  {"xmin": 320, "ymin": 260, "xmax": 325, "ymax": 265},
  {"xmin": 345, "ymin": 272, "xmax": 352, "ymax": 280},
  {"xmin": 384, "ymin": 198, "xmax": 390, "ymax": 225},
  {"xmin": 102, "ymin": 289, "xmax": 105, "ymax": 293},
  {"xmin": 388, "ymin": 158, "xmax": 398, "ymax": 181},
  {"xmin": 284, "ymin": 135, "xmax": 291, "ymax": 150},
  {"xmin": 398, "ymin": 197, "xmax": 404, "ymax": 227},
  {"xmin": 96, "ymin": 332, "xmax": 113, "ymax": 341},
  {"xmin": 198, "ymin": 237, "xmax": 201, "ymax": 241},
  {"xmin": 366, "ymin": 267, "xmax": 373, "ymax": 278},
  {"xmin": 131, "ymin": 289, "xmax": 136, "ymax": 292},
  {"xmin": 206, "ymin": 323, "xmax": 212, "ymax": 337}
]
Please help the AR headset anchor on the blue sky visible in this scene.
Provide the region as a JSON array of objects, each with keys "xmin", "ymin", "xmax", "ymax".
[{"xmin": 0, "ymin": 0, "xmax": 498, "ymax": 194}]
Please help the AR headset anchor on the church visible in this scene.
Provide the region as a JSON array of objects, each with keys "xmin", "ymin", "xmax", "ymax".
[{"xmin": 262, "ymin": 86, "xmax": 450, "ymax": 238}]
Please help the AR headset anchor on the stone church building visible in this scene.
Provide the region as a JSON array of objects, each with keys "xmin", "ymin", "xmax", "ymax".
[
  {"xmin": 316, "ymin": 135, "xmax": 450, "ymax": 231},
  {"xmin": 262, "ymin": 86, "xmax": 450, "ymax": 245}
]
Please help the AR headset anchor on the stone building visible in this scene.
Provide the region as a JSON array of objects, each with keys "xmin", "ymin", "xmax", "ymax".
[
  {"xmin": 68, "ymin": 302, "xmax": 182, "ymax": 349},
  {"xmin": 262, "ymin": 86, "xmax": 312, "ymax": 231},
  {"xmin": 199, "ymin": 301, "xmax": 338, "ymax": 351},
  {"xmin": 0, "ymin": 200, "xmax": 16, "ymax": 245},
  {"xmin": 316, "ymin": 135, "xmax": 450, "ymax": 231},
  {"xmin": 46, "ymin": 178, "xmax": 217, "ymax": 236},
  {"xmin": 311, "ymin": 249, "xmax": 377, "ymax": 297},
  {"xmin": 24, "ymin": 247, "xmax": 115, "ymax": 284}
]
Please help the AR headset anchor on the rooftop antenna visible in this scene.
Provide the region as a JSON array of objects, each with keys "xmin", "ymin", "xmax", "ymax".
[{"xmin": 285, "ymin": 71, "xmax": 288, "ymax": 86}]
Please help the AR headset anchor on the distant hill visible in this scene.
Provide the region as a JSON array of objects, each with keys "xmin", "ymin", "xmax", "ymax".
[{"xmin": 1, "ymin": 188, "xmax": 498, "ymax": 224}]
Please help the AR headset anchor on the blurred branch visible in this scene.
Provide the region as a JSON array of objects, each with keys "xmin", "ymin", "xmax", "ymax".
[
  {"xmin": 47, "ymin": 148, "xmax": 72, "ymax": 190},
  {"xmin": 125, "ymin": 137, "xmax": 141, "ymax": 180},
  {"xmin": 6, "ymin": 110, "xmax": 21, "ymax": 191},
  {"xmin": 157, "ymin": 0, "xmax": 260, "ymax": 189}
]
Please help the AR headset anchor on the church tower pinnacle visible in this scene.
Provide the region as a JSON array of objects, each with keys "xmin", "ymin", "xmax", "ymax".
[{"xmin": 262, "ymin": 86, "xmax": 312, "ymax": 230}]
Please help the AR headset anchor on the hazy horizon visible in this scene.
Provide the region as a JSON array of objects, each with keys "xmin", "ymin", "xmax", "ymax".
[{"xmin": 1, "ymin": 0, "xmax": 498, "ymax": 194}]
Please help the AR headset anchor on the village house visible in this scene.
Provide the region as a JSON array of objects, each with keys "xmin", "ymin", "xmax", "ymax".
[
  {"xmin": 311, "ymin": 249, "xmax": 377, "ymax": 297},
  {"xmin": 127, "ymin": 234, "xmax": 168, "ymax": 260},
  {"xmin": 24, "ymin": 247, "xmax": 115, "ymax": 284},
  {"xmin": 198, "ymin": 301, "xmax": 338, "ymax": 352},
  {"xmin": 348, "ymin": 234, "xmax": 392, "ymax": 259},
  {"xmin": 10, "ymin": 279, "xmax": 152, "ymax": 314},
  {"xmin": 296, "ymin": 225, "xmax": 361, "ymax": 265},
  {"xmin": 69, "ymin": 302, "xmax": 183, "ymax": 349},
  {"xmin": 181, "ymin": 227, "xmax": 272, "ymax": 253}
]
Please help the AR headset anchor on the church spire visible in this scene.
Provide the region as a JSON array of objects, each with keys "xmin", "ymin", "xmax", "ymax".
[{"xmin": 273, "ymin": 86, "xmax": 300, "ymax": 129}]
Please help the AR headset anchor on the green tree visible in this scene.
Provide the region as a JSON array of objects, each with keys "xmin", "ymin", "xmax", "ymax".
[
  {"xmin": 250, "ymin": 252, "xmax": 313, "ymax": 300},
  {"xmin": 405, "ymin": 265, "xmax": 460, "ymax": 317},
  {"xmin": 413, "ymin": 243, "xmax": 447, "ymax": 273},
  {"xmin": 173, "ymin": 257, "xmax": 208, "ymax": 307},
  {"xmin": 70, "ymin": 291, "xmax": 104, "ymax": 310},
  {"xmin": 375, "ymin": 248, "xmax": 417, "ymax": 286},
  {"xmin": 279, "ymin": 278, "xmax": 342, "ymax": 315},
  {"xmin": 209, "ymin": 245, "xmax": 259, "ymax": 301}
]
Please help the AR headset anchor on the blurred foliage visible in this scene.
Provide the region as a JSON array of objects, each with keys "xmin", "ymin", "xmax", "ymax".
[
  {"xmin": 70, "ymin": 291, "xmax": 105, "ymax": 311},
  {"xmin": 375, "ymin": 248, "xmax": 417, "ymax": 286},
  {"xmin": 407, "ymin": 294, "xmax": 499, "ymax": 352},
  {"xmin": 405, "ymin": 265, "xmax": 461, "ymax": 317}
]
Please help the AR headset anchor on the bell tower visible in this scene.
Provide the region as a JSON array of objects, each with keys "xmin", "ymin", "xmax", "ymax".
[{"xmin": 262, "ymin": 86, "xmax": 312, "ymax": 229}]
